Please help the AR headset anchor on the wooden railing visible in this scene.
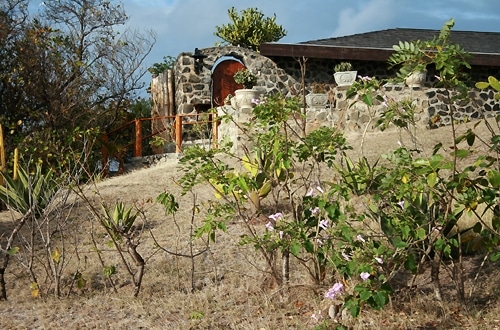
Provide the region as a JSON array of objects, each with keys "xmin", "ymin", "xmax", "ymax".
[{"xmin": 101, "ymin": 113, "xmax": 218, "ymax": 175}]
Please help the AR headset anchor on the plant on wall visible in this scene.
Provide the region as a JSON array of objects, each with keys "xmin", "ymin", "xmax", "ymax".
[
  {"xmin": 388, "ymin": 18, "xmax": 470, "ymax": 84},
  {"xmin": 214, "ymin": 7, "xmax": 287, "ymax": 51}
]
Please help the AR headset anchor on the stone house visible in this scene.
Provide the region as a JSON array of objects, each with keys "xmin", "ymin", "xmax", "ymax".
[{"xmin": 149, "ymin": 28, "xmax": 500, "ymax": 150}]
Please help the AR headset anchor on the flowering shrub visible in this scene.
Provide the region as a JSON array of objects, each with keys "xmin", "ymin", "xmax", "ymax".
[{"xmin": 175, "ymin": 19, "xmax": 500, "ymax": 327}]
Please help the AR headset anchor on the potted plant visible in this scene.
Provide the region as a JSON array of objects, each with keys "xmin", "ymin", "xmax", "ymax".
[
  {"xmin": 232, "ymin": 68, "xmax": 260, "ymax": 110},
  {"xmin": 305, "ymin": 82, "xmax": 329, "ymax": 109},
  {"xmin": 388, "ymin": 40, "xmax": 428, "ymax": 88},
  {"xmin": 333, "ymin": 62, "xmax": 357, "ymax": 86},
  {"xmin": 234, "ymin": 68, "xmax": 257, "ymax": 89}
]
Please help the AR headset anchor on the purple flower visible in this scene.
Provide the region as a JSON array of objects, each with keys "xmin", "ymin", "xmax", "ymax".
[
  {"xmin": 268, "ymin": 212, "xmax": 283, "ymax": 221},
  {"xmin": 360, "ymin": 272, "xmax": 370, "ymax": 281},
  {"xmin": 265, "ymin": 221, "xmax": 274, "ymax": 231},
  {"xmin": 319, "ymin": 219, "xmax": 330, "ymax": 230},
  {"xmin": 397, "ymin": 200, "xmax": 405, "ymax": 210},
  {"xmin": 375, "ymin": 257, "xmax": 383, "ymax": 265},
  {"xmin": 324, "ymin": 282, "xmax": 344, "ymax": 300},
  {"xmin": 251, "ymin": 98, "xmax": 261, "ymax": 105}
]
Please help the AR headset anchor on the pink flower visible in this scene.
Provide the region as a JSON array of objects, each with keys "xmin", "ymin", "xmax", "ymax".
[
  {"xmin": 382, "ymin": 95, "xmax": 389, "ymax": 108},
  {"xmin": 265, "ymin": 221, "xmax": 274, "ymax": 231},
  {"xmin": 375, "ymin": 257, "xmax": 383, "ymax": 265},
  {"xmin": 325, "ymin": 282, "xmax": 344, "ymax": 300},
  {"xmin": 319, "ymin": 219, "xmax": 330, "ymax": 230},
  {"xmin": 356, "ymin": 234, "xmax": 365, "ymax": 243},
  {"xmin": 360, "ymin": 272, "xmax": 370, "ymax": 281},
  {"xmin": 268, "ymin": 212, "xmax": 283, "ymax": 221}
]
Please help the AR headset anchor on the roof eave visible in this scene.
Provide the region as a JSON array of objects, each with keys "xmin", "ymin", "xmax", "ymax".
[
  {"xmin": 260, "ymin": 43, "xmax": 500, "ymax": 66},
  {"xmin": 260, "ymin": 43, "xmax": 393, "ymax": 61}
]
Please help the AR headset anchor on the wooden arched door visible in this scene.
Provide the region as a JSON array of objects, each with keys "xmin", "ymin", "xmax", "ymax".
[{"xmin": 212, "ymin": 60, "xmax": 245, "ymax": 106}]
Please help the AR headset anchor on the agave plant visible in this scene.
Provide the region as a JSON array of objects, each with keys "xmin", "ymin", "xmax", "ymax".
[
  {"xmin": 101, "ymin": 202, "xmax": 138, "ymax": 241},
  {"xmin": 0, "ymin": 164, "xmax": 58, "ymax": 217}
]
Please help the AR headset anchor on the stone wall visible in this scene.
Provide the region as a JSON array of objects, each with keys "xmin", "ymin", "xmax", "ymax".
[
  {"xmin": 158, "ymin": 45, "xmax": 500, "ymax": 153},
  {"xmin": 171, "ymin": 45, "xmax": 500, "ymax": 116},
  {"xmin": 173, "ymin": 46, "xmax": 302, "ymax": 113},
  {"xmin": 218, "ymin": 82, "xmax": 500, "ymax": 153}
]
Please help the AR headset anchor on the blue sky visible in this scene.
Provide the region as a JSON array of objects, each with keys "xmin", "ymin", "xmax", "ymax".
[{"xmin": 122, "ymin": 0, "xmax": 500, "ymax": 70}]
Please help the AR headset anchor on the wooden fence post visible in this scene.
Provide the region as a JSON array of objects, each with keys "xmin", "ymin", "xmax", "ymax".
[
  {"xmin": 13, "ymin": 149, "xmax": 18, "ymax": 181},
  {"xmin": 134, "ymin": 119, "xmax": 142, "ymax": 157}
]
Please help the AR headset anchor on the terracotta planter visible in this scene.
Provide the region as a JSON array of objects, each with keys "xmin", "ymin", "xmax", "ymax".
[{"xmin": 334, "ymin": 71, "xmax": 357, "ymax": 86}]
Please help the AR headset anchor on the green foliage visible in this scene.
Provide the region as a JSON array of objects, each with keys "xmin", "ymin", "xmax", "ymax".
[
  {"xmin": 476, "ymin": 76, "xmax": 500, "ymax": 101},
  {"xmin": 156, "ymin": 192, "xmax": 179, "ymax": 216},
  {"xmin": 233, "ymin": 68, "xmax": 257, "ymax": 89},
  {"xmin": 334, "ymin": 62, "xmax": 353, "ymax": 72},
  {"xmin": 388, "ymin": 18, "xmax": 471, "ymax": 84},
  {"xmin": 0, "ymin": 163, "xmax": 58, "ymax": 217},
  {"xmin": 148, "ymin": 55, "xmax": 176, "ymax": 75},
  {"xmin": 101, "ymin": 202, "xmax": 138, "ymax": 242},
  {"xmin": 0, "ymin": 0, "xmax": 154, "ymax": 176},
  {"xmin": 214, "ymin": 7, "xmax": 287, "ymax": 51},
  {"xmin": 177, "ymin": 92, "xmax": 393, "ymax": 316},
  {"xmin": 103, "ymin": 265, "xmax": 116, "ymax": 278},
  {"xmin": 176, "ymin": 19, "xmax": 500, "ymax": 323},
  {"xmin": 376, "ymin": 98, "xmax": 416, "ymax": 131},
  {"xmin": 149, "ymin": 135, "xmax": 166, "ymax": 148}
]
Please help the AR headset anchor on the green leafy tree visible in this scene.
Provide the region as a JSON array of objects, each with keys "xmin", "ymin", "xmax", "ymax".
[
  {"xmin": 0, "ymin": 0, "xmax": 155, "ymax": 175},
  {"xmin": 215, "ymin": 7, "xmax": 286, "ymax": 51}
]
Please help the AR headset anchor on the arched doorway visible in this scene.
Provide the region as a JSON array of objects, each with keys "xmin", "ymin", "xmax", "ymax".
[{"xmin": 212, "ymin": 58, "xmax": 245, "ymax": 106}]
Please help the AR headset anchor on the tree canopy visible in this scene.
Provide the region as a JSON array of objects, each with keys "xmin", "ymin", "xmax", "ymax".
[
  {"xmin": 214, "ymin": 7, "xmax": 287, "ymax": 51},
  {"xmin": 0, "ymin": 0, "xmax": 155, "ymax": 174}
]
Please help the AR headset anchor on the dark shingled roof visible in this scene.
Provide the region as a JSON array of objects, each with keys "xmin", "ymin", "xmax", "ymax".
[{"xmin": 260, "ymin": 28, "xmax": 500, "ymax": 66}]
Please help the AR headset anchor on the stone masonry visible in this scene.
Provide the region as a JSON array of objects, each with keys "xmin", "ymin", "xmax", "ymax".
[{"xmin": 154, "ymin": 45, "xmax": 500, "ymax": 153}]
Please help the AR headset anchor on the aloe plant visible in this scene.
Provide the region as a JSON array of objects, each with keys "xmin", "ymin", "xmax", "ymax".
[{"xmin": 100, "ymin": 202, "xmax": 144, "ymax": 297}]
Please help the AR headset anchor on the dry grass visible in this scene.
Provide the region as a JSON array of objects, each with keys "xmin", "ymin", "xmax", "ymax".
[{"xmin": 2, "ymin": 120, "xmax": 500, "ymax": 329}]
